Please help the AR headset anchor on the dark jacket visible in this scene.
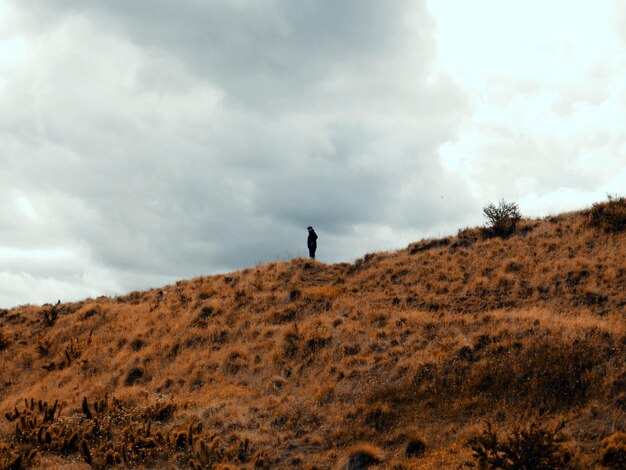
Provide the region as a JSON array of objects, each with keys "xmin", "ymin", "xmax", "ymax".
[{"xmin": 307, "ymin": 230, "xmax": 318, "ymax": 248}]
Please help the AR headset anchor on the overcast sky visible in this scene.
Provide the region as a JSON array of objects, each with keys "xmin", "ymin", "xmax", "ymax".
[{"xmin": 1, "ymin": 1, "xmax": 625, "ymax": 308}]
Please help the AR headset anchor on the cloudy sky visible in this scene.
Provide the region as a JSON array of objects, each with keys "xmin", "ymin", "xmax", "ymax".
[{"xmin": 1, "ymin": 1, "xmax": 625, "ymax": 308}]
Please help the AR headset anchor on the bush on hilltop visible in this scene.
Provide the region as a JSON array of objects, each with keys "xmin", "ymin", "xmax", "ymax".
[{"xmin": 483, "ymin": 199, "xmax": 522, "ymax": 238}]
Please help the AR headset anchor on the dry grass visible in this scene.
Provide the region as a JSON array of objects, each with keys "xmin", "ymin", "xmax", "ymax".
[
  {"xmin": 0, "ymin": 200, "xmax": 625, "ymax": 468},
  {"xmin": 587, "ymin": 194, "xmax": 626, "ymax": 232}
]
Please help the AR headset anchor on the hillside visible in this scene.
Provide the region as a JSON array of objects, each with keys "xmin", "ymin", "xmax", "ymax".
[{"xmin": 0, "ymin": 200, "xmax": 625, "ymax": 469}]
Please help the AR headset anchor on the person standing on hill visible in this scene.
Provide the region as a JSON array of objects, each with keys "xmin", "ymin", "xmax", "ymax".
[{"xmin": 307, "ymin": 226, "xmax": 318, "ymax": 259}]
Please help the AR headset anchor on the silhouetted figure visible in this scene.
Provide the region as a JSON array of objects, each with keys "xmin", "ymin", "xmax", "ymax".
[{"xmin": 307, "ymin": 226, "xmax": 318, "ymax": 259}]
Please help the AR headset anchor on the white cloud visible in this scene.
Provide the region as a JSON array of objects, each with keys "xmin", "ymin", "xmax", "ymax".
[
  {"xmin": 0, "ymin": 1, "xmax": 473, "ymax": 307},
  {"xmin": 430, "ymin": 0, "xmax": 626, "ymax": 211},
  {"xmin": 3, "ymin": 0, "xmax": 623, "ymax": 308},
  {"xmin": 518, "ymin": 188, "xmax": 607, "ymax": 217}
]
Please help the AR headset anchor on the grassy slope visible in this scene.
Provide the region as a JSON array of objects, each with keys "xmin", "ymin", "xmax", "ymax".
[{"xmin": 0, "ymin": 203, "xmax": 625, "ymax": 469}]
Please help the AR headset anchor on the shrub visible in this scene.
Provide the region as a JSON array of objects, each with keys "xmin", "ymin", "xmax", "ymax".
[
  {"xmin": 125, "ymin": 367, "xmax": 145, "ymax": 386},
  {"xmin": 42, "ymin": 300, "xmax": 61, "ymax": 327},
  {"xmin": 456, "ymin": 227, "xmax": 482, "ymax": 247},
  {"xmin": 599, "ymin": 432, "xmax": 626, "ymax": 468},
  {"xmin": 146, "ymin": 402, "xmax": 177, "ymax": 422},
  {"xmin": 587, "ymin": 194, "xmax": 626, "ymax": 232},
  {"xmin": 363, "ymin": 404, "xmax": 394, "ymax": 432},
  {"xmin": 483, "ymin": 199, "xmax": 521, "ymax": 237},
  {"xmin": 409, "ymin": 238, "xmax": 450, "ymax": 254},
  {"xmin": 342, "ymin": 443, "xmax": 384, "ymax": 469},
  {"xmin": 405, "ymin": 433, "xmax": 427, "ymax": 458},
  {"xmin": 222, "ymin": 350, "xmax": 247, "ymax": 375},
  {"xmin": 0, "ymin": 328, "xmax": 8, "ymax": 351},
  {"xmin": 2, "ymin": 395, "xmax": 260, "ymax": 468},
  {"xmin": 469, "ymin": 420, "xmax": 574, "ymax": 469},
  {"xmin": 282, "ymin": 326, "xmax": 301, "ymax": 357}
]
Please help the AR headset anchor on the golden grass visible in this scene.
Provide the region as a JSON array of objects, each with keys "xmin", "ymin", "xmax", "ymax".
[{"xmin": 0, "ymin": 201, "xmax": 625, "ymax": 468}]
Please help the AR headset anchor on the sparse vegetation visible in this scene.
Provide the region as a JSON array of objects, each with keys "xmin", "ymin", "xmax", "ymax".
[
  {"xmin": 0, "ymin": 202, "xmax": 624, "ymax": 467},
  {"xmin": 342, "ymin": 443, "xmax": 384, "ymax": 469},
  {"xmin": 1, "ymin": 396, "xmax": 263, "ymax": 469},
  {"xmin": 483, "ymin": 199, "xmax": 522, "ymax": 237},
  {"xmin": 470, "ymin": 420, "xmax": 574, "ymax": 469},
  {"xmin": 41, "ymin": 300, "xmax": 60, "ymax": 327},
  {"xmin": 587, "ymin": 194, "xmax": 626, "ymax": 232},
  {"xmin": 600, "ymin": 432, "xmax": 626, "ymax": 468},
  {"xmin": 405, "ymin": 433, "xmax": 427, "ymax": 458}
]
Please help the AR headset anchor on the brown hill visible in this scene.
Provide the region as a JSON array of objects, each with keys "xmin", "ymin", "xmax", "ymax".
[{"xmin": 0, "ymin": 199, "xmax": 625, "ymax": 469}]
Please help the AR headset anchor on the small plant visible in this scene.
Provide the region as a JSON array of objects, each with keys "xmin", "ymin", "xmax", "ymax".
[
  {"xmin": 36, "ymin": 340, "xmax": 52, "ymax": 357},
  {"xmin": 42, "ymin": 300, "xmax": 61, "ymax": 327},
  {"xmin": 282, "ymin": 325, "xmax": 301, "ymax": 358},
  {"xmin": 342, "ymin": 443, "xmax": 384, "ymax": 469},
  {"xmin": 405, "ymin": 433, "xmax": 427, "ymax": 458},
  {"xmin": 289, "ymin": 288, "xmax": 301, "ymax": 301},
  {"xmin": 222, "ymin": 350, "xmax": 247, "ymax": 375},
  {"xmin": 469, "ymin": 420, "xmax": 574, "ymax": 469},
  {"xmin": 145, "ymin": 401, "xmax": 177, "ymax": 422},
  {"xmin": 125, "ymin": 367, "xmax": 145, "ymax": 386},
  {"xmin": 456, "ymin": 227, "xmax": 481, "ymax": 247},
  {"xmin": 587, "ymin": 194, "xmax": 626, "ymax": 232},
  {"xmin": 63, "ymin": 339, "xmax": 82, "ymax": 366},
  {"xmin": 483, "ymin": 199, "xmax": 521, "ymax": 237},
  {"xmin": 599, "ymin": 432, "xmax": 626, "ymax": 468}
]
